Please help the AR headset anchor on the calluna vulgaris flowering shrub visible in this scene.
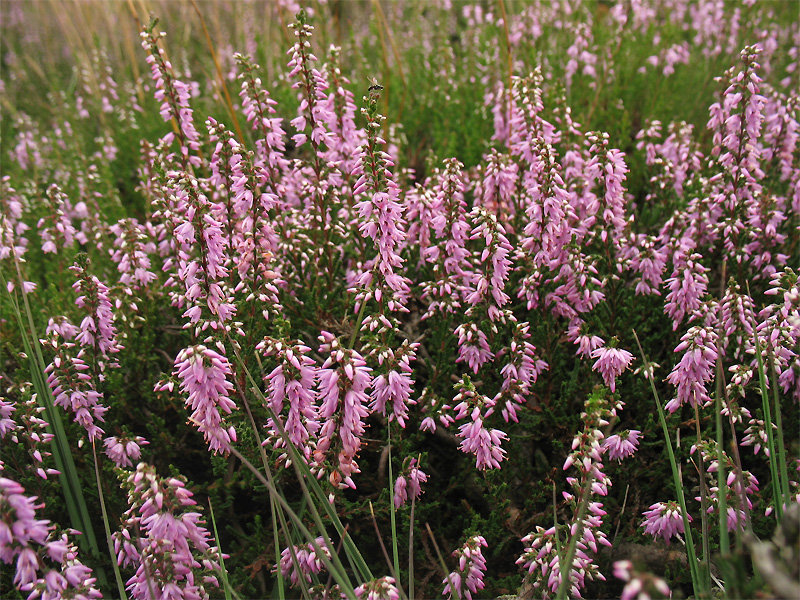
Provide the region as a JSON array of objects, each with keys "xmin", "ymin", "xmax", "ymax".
[{"xmin": 1, "ymin": 0, "xmax": 799, "ymax": 598}]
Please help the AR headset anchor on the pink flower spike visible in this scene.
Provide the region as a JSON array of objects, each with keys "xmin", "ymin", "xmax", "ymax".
[
  {"xmin": 172, "ymin": 345, "xmax": 237, "ymax": 455},
  {"xmin": 442, "ymin": 536, "xmax": 487, "ymax": 600}
]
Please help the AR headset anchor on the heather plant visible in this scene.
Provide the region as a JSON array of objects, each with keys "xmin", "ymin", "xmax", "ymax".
[{"xmin": 1, "ymin": 1, "xmax": 799, "ymax": 599}]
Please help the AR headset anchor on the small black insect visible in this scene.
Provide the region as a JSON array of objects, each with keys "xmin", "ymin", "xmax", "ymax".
[{"xmin": 367, "ymin": 77, "xmax": 383, "ymax": 92}]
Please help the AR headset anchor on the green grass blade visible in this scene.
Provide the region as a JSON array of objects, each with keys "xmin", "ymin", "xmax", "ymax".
[
  {"xmin": 556, "ymin": 472, "xmax": 593, "ymax": 600},
  {"xmin": 425, "ymin": 523, "xmax": 458, "ymax": 600},
  {"xmin": 3, "ymin": 272, "xmax": 102, "ymax": 562},
  {"xmin": 368, "ymin": 501, "xmax": 407, "ymax": 599},
  {"xmin": 408, "ymin": 486, "xmax": 416, "ymax": 600},
  {"xmin": 207, "ymin": 497, "xmax": 242, "ymax": 600},
  {"xmin": 749, "ymin": 322, "xmax": 783, "ymax": 523},
  {"xmin": 230, "ymin": 447, "xmax": 358, "ymax": 600},
  {"xmin": 224, "ymin": 332, "xmax": 373, "ymax": 582},
  {"xmin": 269, "ymin": 494, "xmax": 285, "ymax": 600},
  {"xmin": 633, "ymin": 330, "xmax": 707, "ymax": 599},
  {"xmin": 387, "ymin": 425, "xmax": 402, "ymax": 595},
  {"xmin": 714, "ymin": 363, "xmax": 730, "ymax": 558},
  {"xmin": 91, "ymin": 441, "xmax": 129, "ymax": 600},
  {"xmin": 767, "ymin": 348, "xmax": 791, "ymax": 505}
]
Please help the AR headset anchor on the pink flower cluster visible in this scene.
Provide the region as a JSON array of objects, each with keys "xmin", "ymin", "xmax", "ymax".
[
  {"xmin": 37, "ymin": 184, "xmax": 76, "ymax": 255},
  {"xmin": 603, "ymin": 430, "xmax": 641, "ymax": 462},
  {"xmin": 259, "ymin": 337, "xmax": 321, "ymax": 455},
  {"xmin": 665, "ymin": 324, "xmax": 718, "ymax": 413},
  {"xmin": 393, "ymin": 458, "xmax": 428, "ymax": 508},
  {"xmin": 315, "ymin": 332, "xmax": 372, "ymax": 489},
  {"xmin": 355, "ymin": 576, "xmax": 401, "ymax": 600},
  {"xmin": 418, "ymin": 158, "xmax": 472, "ymax": 316},
  {"xmin": 613, "ymin": 560, "xmax": 671, "ymax": 600},
  {"xmin": 370, "ymin": 340, "xmax": 417, "ymax": 428},
  {"xmin": 140, "ymin": 25, "xmax": 201, "ymax": 167},
  {"xmin": 103, "ymin": 434, "xmax": 148, "ymax": 469},
  {"xmin": 43, "ymin": 333, "xmax": 108, "ymax": 441},
  {"xmin": 109, "ymin": 219, "xmax": 157, "ymax": 290},
  {"xmin": 168, "ymin": 344, "xmax": 237, "ymax": 455},
  {"xmin": 453, "ymin": 377, "xmax": 507, "ymax": 471},
  {"xmin": 442, "ymin": 535, "xmax": 488, "ymax": 600},
  {"xmin": 641, "ymin": 501, "xmax": 690, "ymax": 544},
  {"xmin": 350, "ymin": 87, "xmax": 411, "ymax": 314},
  {"xmin": 518, "ymin": 392, "xmax": 618, "ymax": 598},
  {"xmin": 591, "ymin": 344, "xmax": 634, "ymax": 393},
  {"xmin": 278, "ymin": 536, "xmax": 330, "ymax": 587},
  {"xmin": 1, "ymin": 476, "xmax": 102, "ymax": 600},
  {"xmin": 115, "ymin": 463, "xmax": 224, "ymax": 600},
  {"xmin": 495, "ymin": 321, "xmax": 548, "ymax": 423}
]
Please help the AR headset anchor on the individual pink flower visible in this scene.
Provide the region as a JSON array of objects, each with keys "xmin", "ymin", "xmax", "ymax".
[
  {"xmin": 603, "ymin": 430, "xmax": 641, "ymax": 462},
  {"xmin": 591, "ymin": 344, "xmax": 633, "ymax": 392},
  {"xmin": 641, "ymin": 501, "xmax": 691, "ymax": 544}
]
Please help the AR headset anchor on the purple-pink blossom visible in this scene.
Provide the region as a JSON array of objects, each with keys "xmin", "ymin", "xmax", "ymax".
[
  {"xmin": 603, "ymin": 430, "xmax": 641, "ymax": 462},
  {"xmin": 665, "ymin": 325, "xmax": 718, "ymax": 413},
  {"xmin": 614, "ymin": 560, "xmax": 671, "ymax": 600},
  {"xmin": 641, "ymin": 501, "xmax": 691, "ymax": 543},
  {"xmin": 442, "ymin": 535, "xmax": 488, "ymax": 600},
  {"xmin": 103, "ymin": 434, "xmax": 148, "ymax": 468},
  {"xmin": 0, "ymin": 476, "xmax": 102, "ymax": 599},
  {"xmin": 591, "ymin": 345, "xmax": 633, "ymax": 392},
  {"xmin": 278, "ymin": 536, "xmax": 330, "ymax": 587},
  {"xmin": 356, "ymin": 576, "xmax": 400, "ymax": 600},
  {"xmin": 170, "ymin": 345, "xmax": 237, "ymax": 455},
  {"xmin": 393, "ymin": 458, "xmax": 428, "ymax": 508}
]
